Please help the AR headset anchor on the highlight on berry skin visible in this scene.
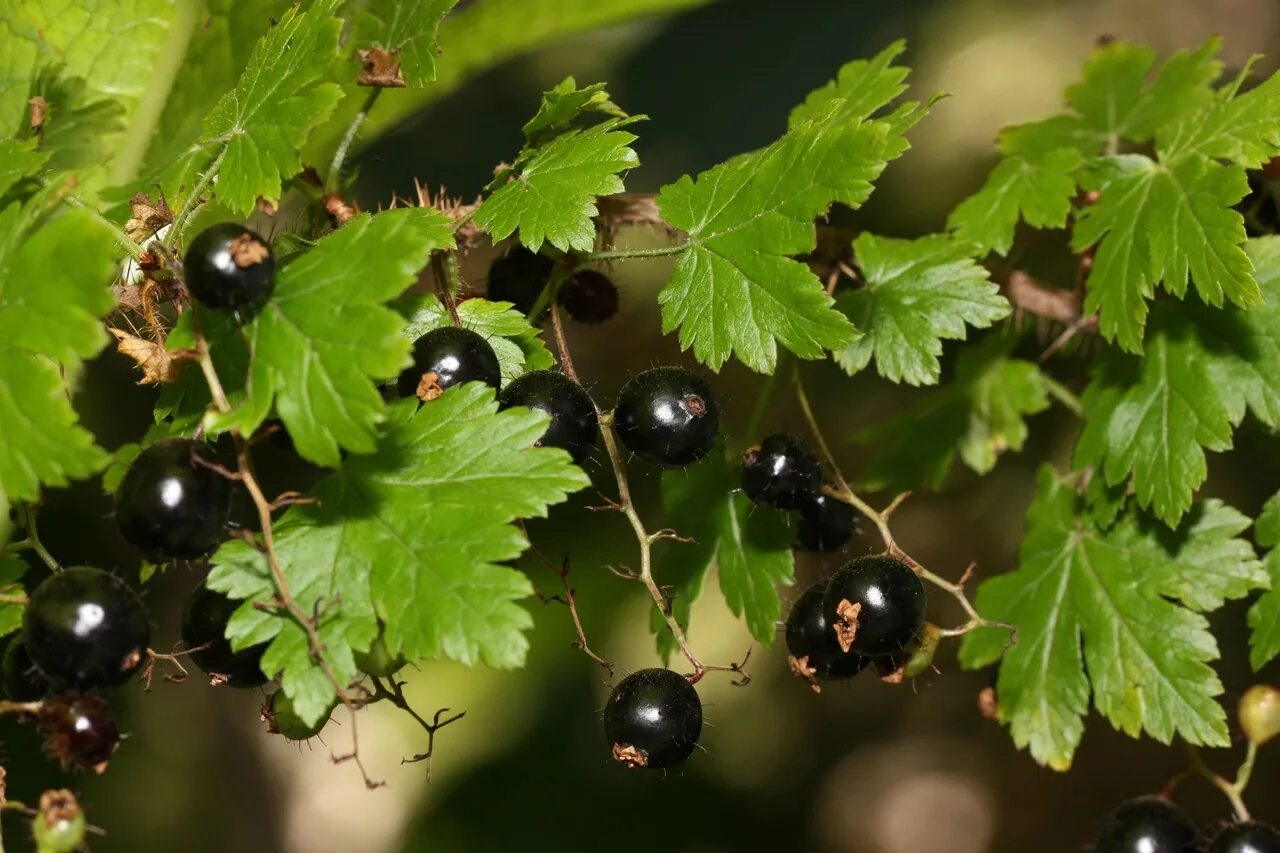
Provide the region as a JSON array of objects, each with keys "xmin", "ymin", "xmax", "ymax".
[
  {"xmin": 182, "ymin": 222, "xmax": 276, "ymax": 313},
  {"xmin": 612, "ymin": 366, "xmax": 720, "ymax": 467},
  {"xmin": 603, "ymin": 668, "xmax": 703, "ymax": 769}
]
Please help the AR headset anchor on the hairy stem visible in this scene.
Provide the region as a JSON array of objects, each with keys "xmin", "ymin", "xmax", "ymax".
[
  {"xmin": 167, "ymin": 146, "xmax": 227, "ymax": 247},
  {"xmin": 19, "ymin": 505, "xmax": 59, "ymax": 573},
  {"xmin": 327, "ymin": 89, "xmax": 382, "ymax": 192},
  {"xmin": 581, "ymin": 244, "xmax": 686, "ymax": 262},
  {"xmin": 55, "ymin": 189, "xmax": 145, "ymax": 261},
  {"xmin": 547, "ymin": 264, "xmax": 580, "ymax": 384}
]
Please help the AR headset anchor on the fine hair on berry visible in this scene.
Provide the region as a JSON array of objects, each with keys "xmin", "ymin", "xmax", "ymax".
[
  {"xmin": 603, "ymin": 668, "xmax": 703, "ymax": 769},
  {"xmin": 183, "ymin": 222, "xmax": 275, "ymax": 313},
  {"xmin": 114, "ymin": 438, "xmax": 232, "ymax": 560},
  {"xmin": 397, "ymin": 326, "xmax": 502, "ymax": 401},
  {"xmin": 497, "ymin": 369, "xmax": 599, "ymax": 464},
  {"xmin": 821, "ymin": 555, "xmax": 925, "ymax": 658},
  {"xmin": 612, "ymin": 366, "xmax": 719, "ymax": 467}
]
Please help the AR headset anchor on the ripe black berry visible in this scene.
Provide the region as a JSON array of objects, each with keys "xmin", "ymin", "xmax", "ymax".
[
  {"xmin": 39, "ymin": 693, "xmax": 120, "ymax": 771},
  {"xmin": 115, "ymin": 438, "xmax": 232, "ymax": 559},
  {"xmin": 557, "ymin": 269, "xmax": 619, "ymax": 323},
  {"xmin": 742, "ymin": 434, "xmax": 821, "ymax": 509},
  {"xmin": 497, "ymin": 370, "xmax": 599, "ymax": 464},
  {"xmin": 1209, "ymin": 821, "xmax": 1280, "ymax": 853},
  {"xmin": 182, "ymin": 585, "xmax": 269, "ymax": 687},
  {"xmin": 796, "ymin": 491, "xmax": 856, "ymax": 552},
  {"xmin": 821, "ymin": 555, "xmax": 925, "ymax": 658},
  {"xmin": 785, "ymin": 583, "xmax": 868, "ymax": 690},
  {"xmin": 183, "ymin": 222, "xmax": 275, "ymax": 312},
  {"xmin": 1094, "ymin": 796, "xmax": 1198, "ymax": 853},
  {"xmin": 603, "ymin": 668, "xmax": 702, "ymax": 769},
  {"xmin": 265, "ymin": 690, "xmax": 336, "ymax": 741},
  {"xmin": 397, "ymin": 326, "xmax": 501, "ymax": 401},
  {"xmin": 3, "ymin": 636, "xmax": 51, "ymax": 701},
  {"xmin": 487, "ymin": 245, "xmax": 554, "ymax": 316},
  {"xmin": 24, "ymin": 567, "xmax": 150, "ymax": 689},
  {"xmin": 613, "ymin": 367, "xmax": 719, "ymax": 467}
]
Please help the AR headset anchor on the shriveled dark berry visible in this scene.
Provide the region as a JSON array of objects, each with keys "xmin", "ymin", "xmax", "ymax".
[
  {"xmin": 115, "ymin": 438, "xmax": 232, "ymax": 560},
  {"xmin": 487, "ymin": 245, "xmax": 554, "ymax": 316},
  {"xmin": 397, "ymin": 326, "xmax": 501, "ymax": 401},
  {"xmin": 24, "ymin": 567, "xmax": 150, "ymax": 689},
  {"xmin": 742, "ymin": 434, "xmax": 821, "ymax": 509},
  {"xmin": 613, "ymin": 367, "xmax": 719, "ymax": 467},
  {"xmin": 497, "ymin": 370, "xmax": 598, "ymax": 464},
  {"xmin": 1094, "ymin": 796, "xmax": 1198, "ymax": 853},
  {"xmin": 182, "ymin": 585, "xmax": 269, "ymax": 687},
  {"xmin": 3, "ymin": 635, "xmax": 51, "ymax": 701},
  {"xmin": 603, "ymin": 668, "xmax": 702, "ymax": 769},
  {"xmin": 183, "ymin": 222, "xmax": 275, "ymax": 312},
  {"xmin": 1208, "ymin": 821, "xmax": 1280, "ymax": 853},
  {"xmin": 821, "ymin": 555, "xmax": 925, "ymax": 658},
  {"xmin": 785, "ymin": 583, "xmax": 867, "ymax": 690},
  {"xmin": 39, "ymin": 693, "xmax": 120, "ymax": 771},
  {"xmin": 796, "ymin": 491, "xmax": 856, "ymax": 552},
  {"xmin": 557, "ymin": 269, "xmax": 618, "ymax": 323}
]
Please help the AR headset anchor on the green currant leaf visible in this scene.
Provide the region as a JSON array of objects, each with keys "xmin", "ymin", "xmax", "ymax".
[
  {"xmin": 0, "ymin": 555, "xmax": 25, "ymax": 640},
  {"xmin": 0, "ymin": 139, "xmax": 48, "ymax": 199},
  {"xmin": 521, "ymin": 77, "xmax": 627, "ymax": 145},
  {"xmin": 959, "ymin": 467, "xmax": 1266, "ymax": 770},
  {"xmin": 1072, "ymin": 153, "xmax": 1258, "ymax": 353},
  {"xmin": 656, "ymin": 43, "xmax": 927, "ymax": 373},
  {"xmin": 200, "ymin": 0, "xmax": 344, "ymax": 215},
  {"xmin": 352, "ymin": 0, "xmax": 460, "ymax": 88},
  {"xmin": 833, "ymin": 234, "xmax": 1009, "ymax": 385},
  {"xmin": 208, "ymin": 386, "xmax": 589, "ymax": 725},
  {"xmin": 1159, "ymin": 63, "xmax": 1280, "ymax": 168},
  {"xmin": 655, "ymin": 448, "xmax": 794, "ymax": 652},
  {"xmin": 28, "ymin": 69, "xmax": 127, "ymax": 174},
  {"xmin": 1075, "ymin": 237, "xmax": 1280, "ymax": 527},
  {"xmin": 200, "ymin": 208, "xmax": 454, "ymax": 466},
  {"xmin": 400, "ymin": 295, "xmax": 553, "ymax": 385},
  {"xmin": 1247, "ymin": 491, "xmax": 1280, "ymax": 671},
  {"xmin": 858, "ymin": 337, "xmax": 1050, "ymax": 490},
  {"xmin": 0, "ymin": 194, "xmax": 115, "ymax": 504}
]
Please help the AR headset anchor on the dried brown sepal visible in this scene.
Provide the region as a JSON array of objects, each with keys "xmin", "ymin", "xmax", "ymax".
[
  {"xmin": 209, "ymin": 672, "xmax": 230, "ymax": 687},
  {"xmin": 109, "ymin": 327, "xmax": 187, "ymax": 384},
  {"xmin": 833, "ymin": 599, "xmax": 861, "ymax": 653},
  {"xmin": 124, "ymin": 192, "xmax": 175, "ymax": 244},
  {"xmin": 323, "ymin": 192, "xmax": 357, "ymax": 226},
  {"xmin": 977, "ymin": 686, "xmax": 998, "ymax": 721},
  {"xmin": 357, "ymin": 46, "xmax": 407, "ymax": 88},
  {"xmin": 875, "ymin": 656, "xmax": 906, "ymax": 684},
  {"xmin": 0, "ymin": 766, "xmax": 7, "ymax": 804},
  {"xmin": 229, "ymin": 233, "xmax": 270, "ymax": 267},
  {"xmin": 787, "ymin": 654, "xmax": 822, "ymax": 694},
  {"xmin": 611, "ymin": 743, "xmax": 649, "ymax": 768},
  {"xmin": 684, "ymin": 394, "xmax": 707, "ymax": 418},
  {"xmin": 28, "ymin": 96, "xmax": 46, "ymax": 135},
  {"xmin": 256, "ymin": 197, "xmax": 278, "ymax": 216},
  {"xmin": 260, "ymin": 700, "xmax": 280, "ymax": 735},
  {"xmin": 416, "ymin": 371, "xmax": 445, "ymax": 402},
  {"xmin": 39, "ymin": 789, "xmax": 80, "ymax": 824}
]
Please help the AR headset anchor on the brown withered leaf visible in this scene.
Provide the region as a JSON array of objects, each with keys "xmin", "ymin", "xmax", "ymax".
[
  {"xmin": 358, "ymin": 47, "xmax": 406, "ymax": 88},
  {"xmin": 109, "ymin": 327, "xmax": 186, "ymax": 384},
  {"xmin": 124, "ymin": 192, "xmax": 174, "ymax": 244}
]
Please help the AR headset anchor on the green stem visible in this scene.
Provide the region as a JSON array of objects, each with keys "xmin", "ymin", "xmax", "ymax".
[
  {"xmin": 167, "ymin": 146, "xmax": 227, "ymax": 247},
  {"xmin": 19, "ymin": 506, "xmax": 59, "ymax": 573},
  {"xmin": 1042, "ymin": 375, "xmax": 1084, "ymax": 417},
  {"xmin": 327, "ymin": 89, "xmax": 382, "ymax": 192},
  {"xmin": 740, "ymin": 358, "xmax": 784, "ymax": 451},
  {"xmin": 581, "ymin": 244, "xmax": 686, "ymax": 262}
]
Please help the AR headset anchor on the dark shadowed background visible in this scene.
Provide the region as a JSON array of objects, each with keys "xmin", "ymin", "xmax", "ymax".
[{"xmin": 8, "ymin": 0, "xmax": 1279, "ymax": 850}]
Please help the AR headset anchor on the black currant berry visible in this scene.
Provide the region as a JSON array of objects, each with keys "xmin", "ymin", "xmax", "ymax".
[
  {"xmin": 265, "ymin": 690, "xmax": 336, "ymax": 741},
  {"xmin": 24, "ymin": 567, "xmax": 150, "ymax": 689},
  {"xmin": 796, "ymin": 491, "xmax": 856, "ymax": 552},
  {"xmin": 39, "ymin": 693, "xmax": 120, "ymax": 771},
  {"xmin": 182, "ymin": 585, "xmax": 269, "ymax": 687},
  {"xmin": 1094, "ymin": 796, "xmax": 1198, "ymax": 853},
  {"xmin": 741, "ymin": 434, "xmax": 821, "ymax": 509},
  {"xmin": 821, "ymin": 555, "xmax": 925, "ymax": 658},
  {"xmin": 115, "ymin": 438, "xmax": 232, "ymax": 559},
  {"xmin": 785, "ymin": 583, "xmax": 868, "ymax": 690},
  {"xmin": 1209, "ymin": 821, "xmax": 1280, "ymax": 853},
  {"xmin": 497, "ymin": 370, "xmax": 599, "ymax": 464},
  {"xmin": 558, "ymin": 269, "xmax": 619, "ymax": 323},
  {"xmin": 603, "ymin": 668, "xmax": 702, "ymax": 769},
  {"xmin": 487, "ymin": 245, "xmax": 554, "ymax": 316},
  {"xmin": 183, "ymin": 222, "xmax": 275, "ymax": 312},
  {"xmin": 613, "ymin": 367, "xmax": 719, "ymax": 467},
  {"xmin": 3, "ymin": 636, "xmax": 51, "ymax": 701},
  {"xmin": 397, "ymin": 326, "xmax": 502, "ymax": 401}
]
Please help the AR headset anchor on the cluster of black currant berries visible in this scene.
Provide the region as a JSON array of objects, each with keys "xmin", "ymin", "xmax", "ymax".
[
  {"xmin": 741, "ymin": 433, "xmax": 857, "ymax": 552},
  {"xmin": 1096, "ymin": 796, "xmax": 1279, "ymax": 853}
]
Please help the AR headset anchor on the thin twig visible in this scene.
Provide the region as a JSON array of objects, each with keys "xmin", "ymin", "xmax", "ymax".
[
  {"xmin": 369, "ymin": 677, "xmax": 465, "ymax": 783},
  {"xmin": 331, "ymin": 703, "xmax": 386, "ymax": 790},
  {"xmin": 547, "ymin": 264, "xmax": 580, "ymax": 384},
  {"xmin": 327, "ymin": 88, "xmax": 382, "ymax": 192},
  {"xmin": 137, "ymin": 644, "xmax": 204, "ymax": 690},
  {"xmin": 526, "ymin": 547, "xmax": 613, "ymax": 674},
  {"xmin": 19, "ymin": 506, "xmax": 59, "ymax": 573},
  {"xmin": 1185, "ymin": 742, "xmax": 1256, "ymax": 821}
]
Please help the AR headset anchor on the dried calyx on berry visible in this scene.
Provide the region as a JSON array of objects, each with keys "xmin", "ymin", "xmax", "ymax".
[
  {"xmin": 182, "ymin": 585, "xmax": 269, "ymax": 687},
  {"xmin": 183, "ymin": 222, "xmax": 275, "ymax": 313},
  {"xmin": 39, "ymin": 693, "xmax": 121, "ymax": 772},
  {"xmin": 785, "ymin": 583, "xmax": 868, "ymax": 691},
  {"xmin": 115, "ymin": 438, "xmax": 232, "ymax": 560},
  {"xmin": 557, "ymin": 269, "xmax": 619, "ymax": 323},
  {"xmin": 397, "ymin": 326, "xmax": 501, "ymax": 402},
  {"xmin": 821, "ymin": 555, "xmax": 926, "ymax": 658},
  {"xmin": 603, "ymin": 668, "xmax": 703, "ymax": 769},
  {"xmin": 497, "ymin": 370, "xmax": 599, "ymax": 464},
  {"xmin": 741, "ymin": 433, "xmax": 821, "ymax": 510},
  {"xmin": 613, "ymin": 367, "xmax": 719, "ymax": 467},
  {"xmin": 32, "ymin": 789, "xmax": 87, "ymax": 853}
]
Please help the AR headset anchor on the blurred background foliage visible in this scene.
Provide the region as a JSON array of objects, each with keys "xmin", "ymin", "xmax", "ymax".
[{"xmin": 7, "ymin": 0, "xmax": 1280, "ymax": 850}]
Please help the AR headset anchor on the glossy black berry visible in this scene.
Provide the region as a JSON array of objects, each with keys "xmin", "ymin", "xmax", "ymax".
[
  {"xmin": 821, "ymin": 555, "xmax": 925, "ymax": 658},
  {"xmin": 3, "ymin": 636, "xmax": 51, "ymax": 701},
  {"xmin": 182, "ymin": 585, "xmax": 269, "ymax": 687},
  {"xmin": 497, "ymin": 370, "xmax": 598, "ymax": 464},
  {"xmin": 265, "ymin": 690, "xmax": 336, "ymax": 741},
  {"xmin": 785, "ymin": 583, "xmax": 868, "ymax": 687},
  {"xmin": 558, "ymin": 269, "xmax": 619, "ymax": 323},
  {"xmin": 487, "ymin": 245, "xmax": 554, "ymax": 316},
  {"xmin": 397, "ymin": 326, "xmax": 501, "ymax": 401},
  {"xmin": 1209, "ymin": 821, "xmax": 1280, "ymax": 853},
  {"xmin": 115, "ymin": 438, "xmax": 232, "ymax": 559},
  {"xmin": 23, "ymin": 567, "xmax": 150, "ymax": 689},
  {"xmin": 604, "ymin": 668, "xmax": 702, "ymax": 769},
  {"xmin": 183, "ymin": 222, "xmax": 275, "ymax": 312},
  {"xmin": 797, "ymin": 491, "xmax": 856, "ymax": 552},
  {"xmin": 39, "ymin": 693, "xmax": 120, "ymax": 770},
  {"xmin": 1094, "ymin": 796, "xmax": 1198, "ymax": 853},
  {"xmin": 742, "ymin": 434, "xmax": 821, "ymax": 509},
  {"xmin": 613, "ymin": 367, "xmax": 719, "ymax": 467}
]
